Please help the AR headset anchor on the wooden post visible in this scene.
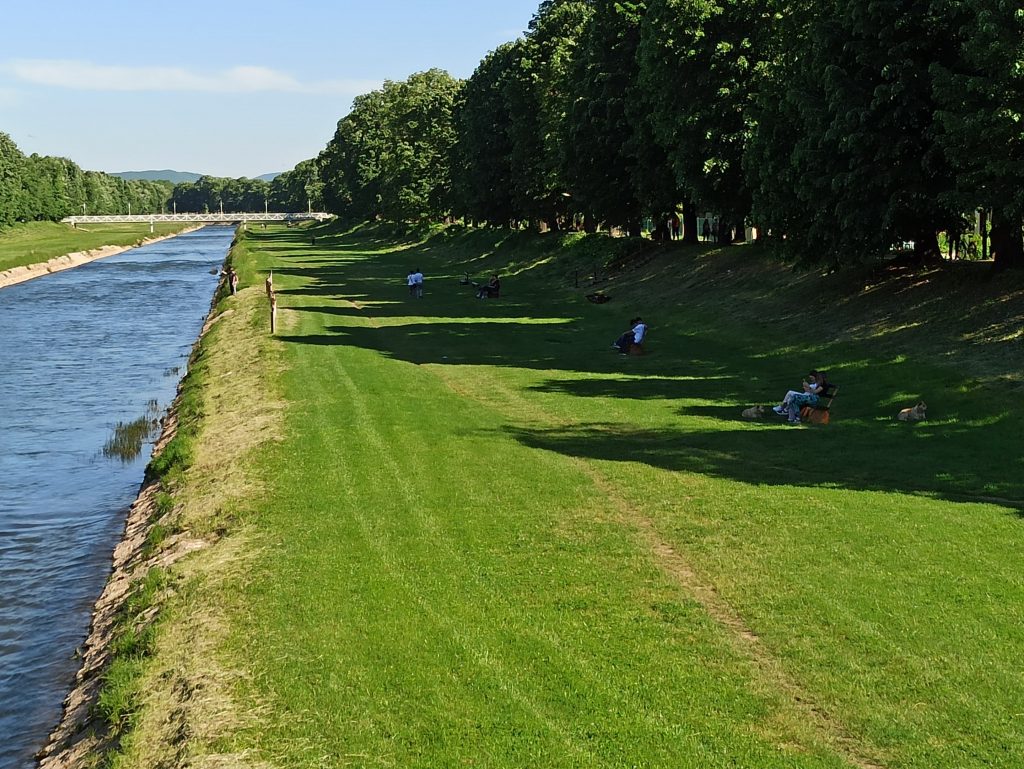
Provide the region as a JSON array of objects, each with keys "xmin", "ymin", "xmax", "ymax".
[{"xmin": 266, "ymin": 271, "xmax": 276, "ymax": 334}]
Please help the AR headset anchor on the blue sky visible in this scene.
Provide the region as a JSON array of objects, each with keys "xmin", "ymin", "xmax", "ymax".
[{"xmin": 0, "ymin": 0, "xmax": 540, "ymax": 177}]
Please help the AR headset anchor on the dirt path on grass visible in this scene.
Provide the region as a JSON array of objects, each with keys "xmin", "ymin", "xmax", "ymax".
[{"xmin": 0, "ymin": 227, "xmax": 204, "ymax": 290}]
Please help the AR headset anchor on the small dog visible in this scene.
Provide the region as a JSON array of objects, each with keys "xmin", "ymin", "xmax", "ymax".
[
  {"xmin": 897, "ymin": 401, "xmax": 927, "ymax": 421},
  {"xmin": 741, "ymin": 405, "xmax": 765, "ymax": 419}
]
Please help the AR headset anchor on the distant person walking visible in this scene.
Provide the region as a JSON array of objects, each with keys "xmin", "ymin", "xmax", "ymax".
[
  {"xmin": 412, "ymin": 268, "xmax": 424, "ymax": 298},
  {"xmin": 407, "ymin": 270, "xmax": 417, "ymax": 297},
  {"xmin": 702, "ymin": 218, "xmax": 712, "ymax": 242},
  {"xmin": 228, "ymin": 267, "xmax": 239, "ymax": 295}
]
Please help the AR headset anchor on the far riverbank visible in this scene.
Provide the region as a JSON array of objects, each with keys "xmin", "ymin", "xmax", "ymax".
[{"xmin": 0, "ymin": 225, "xmax": 204, "ymax": 289}]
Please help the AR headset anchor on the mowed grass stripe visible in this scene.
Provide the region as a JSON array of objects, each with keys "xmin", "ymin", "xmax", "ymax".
[{"xmin": 231, "ymin": 230, "xmax": 853, "ymax": 767}]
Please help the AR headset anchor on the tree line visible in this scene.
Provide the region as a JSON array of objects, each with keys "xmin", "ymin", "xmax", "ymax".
[
  {"xmin": 312, "ymin": 0, "xmax": 1023, "ymax": 270},
  {"xmin": 1, "ymin": 132, "xmax": 322, "ymax": 227},
  {"xmin": 0, "ymin": 132, "xmax": 172, "ymax": 227},
  {"xmin": 168, "ymin": 162, "xmax": 323, "ymax": 214}
]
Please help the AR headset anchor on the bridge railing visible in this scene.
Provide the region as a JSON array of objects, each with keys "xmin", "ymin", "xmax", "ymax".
[{"xmin": 61, "ymin": 212, "xmax": 335, "ymax": 224}]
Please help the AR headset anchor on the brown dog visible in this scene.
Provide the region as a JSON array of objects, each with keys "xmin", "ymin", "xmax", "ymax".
[
  {"xmin": 897, "ymin": 401, "xmax": 927, "ymax": 421},
  {"xmin": 741, "ymin": 405, "xmax": 765, "ymax": 419}
]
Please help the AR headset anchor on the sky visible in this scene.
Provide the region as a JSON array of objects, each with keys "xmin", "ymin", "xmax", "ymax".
[{"xmin": 0, "ymin": 0, "xmax": 541, "ymax": 177}]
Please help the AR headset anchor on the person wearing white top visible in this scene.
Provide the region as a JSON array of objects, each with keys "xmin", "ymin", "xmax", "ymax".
[
  {"xmin": 412, "ymin": 268, "xmax": 424, "ymax": 298},
  {"xmin": 613, "ymin": 317, "xmax": 646, "ymax": 354},
  {"xmin": 632, "ymin": 320, "xmax": 647, "ymax": 345}
]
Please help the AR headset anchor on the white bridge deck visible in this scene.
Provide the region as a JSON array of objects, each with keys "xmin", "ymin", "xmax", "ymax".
[{"xmin": 61, "ymin": 212, "xmax": 334, "ymax": 224}]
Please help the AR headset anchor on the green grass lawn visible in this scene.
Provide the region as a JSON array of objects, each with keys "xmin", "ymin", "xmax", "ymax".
[
  {"xmin": 0, "ymin": 220, "xmax": 193, "ymax": 272},
  {"xmin": 217, "ymin": 224, "xmax": 1022, "ymax": 768}
]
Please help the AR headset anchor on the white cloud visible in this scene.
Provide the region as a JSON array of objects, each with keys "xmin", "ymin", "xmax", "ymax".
[{"xmin": 5, "ymin": 59, "xmax": 379, "ymax": 96}]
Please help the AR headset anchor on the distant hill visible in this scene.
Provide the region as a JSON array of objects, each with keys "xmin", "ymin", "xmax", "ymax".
[
  {"xmin": 112, "ymin": 170, "xmax": 203, "ymax": 183},
  {"xmin": 112, "ymin": 170, "xmax": 284, "ymax": 183}
]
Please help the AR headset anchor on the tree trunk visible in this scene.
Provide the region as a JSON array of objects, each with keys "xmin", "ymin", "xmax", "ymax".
[
  {"xmin": 979, "ymin": 209, "xmax": 989, "ymax": 261},
  {"xmin": 627, "ymin": 218, "xmax": 642, "ymax": 238},
  {"xmin": 584, "ymin": 212, "xmax": 598, "ymax": 234},
  {"xmin": 991, "ymin": 211, "xmax": 1024, "ymax": 271},
  {"xmin": 682, "ymin": 201, "xmax": 698, "ymax": 244}
]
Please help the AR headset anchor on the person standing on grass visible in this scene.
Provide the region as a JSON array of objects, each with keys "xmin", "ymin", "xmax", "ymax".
[
  {"xmin": 412, "ymin": 268, "xmax": 424, "ymax": 298},
  {"xmin": 407, "ymin": 269, "xmax": 417, "ymax": 298}
]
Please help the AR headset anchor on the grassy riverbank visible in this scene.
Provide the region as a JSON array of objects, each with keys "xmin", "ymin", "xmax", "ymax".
[
  {"xmin": 104, "ymin": 223, "xmax": 1022, "ymax": 769},
  {"xmin": 0, "ymin": 221, "xmax": 193, "ymax": 272}
]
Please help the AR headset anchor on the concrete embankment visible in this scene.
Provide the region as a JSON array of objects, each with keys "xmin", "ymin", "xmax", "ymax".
[{"xmin": 0, "ymin": 227, "xmax": 205, "ymax": 289}]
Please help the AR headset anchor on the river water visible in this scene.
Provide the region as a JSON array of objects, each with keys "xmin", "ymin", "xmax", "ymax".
[{"xmin": 0, "ymin": 226, "xmax": 233, "ymax": 768}]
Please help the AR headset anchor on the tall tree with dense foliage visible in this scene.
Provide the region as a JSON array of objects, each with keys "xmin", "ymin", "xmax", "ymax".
[
  {"xmin": 750, "ymin": 0, "xmax": 965, "ymax": 264},
  {"xmin": 379, "ymin": 69, "xmax": 463, "ymax": 221},
  {"xmin": 1, "ymin": 132, "xmax": 28, "ymax": 226},
  {"xmin": 932, "ymin": 0, "xmax": 1024, "ymax": 270},
  {"xmin": 639, "ymin": 0, "xmax": 766, "ymax": 241},
  {"xmin": 453, "ymin": 43, "xmax": 521, "ymax": 226},
  {"xmin": 0, "ymin": 132, "xmax": 172, "ymax": 224},
  {"xmin": 504, "ymin": 0, "xmax": 592, "ymax": 229},
  {"xmin": 272, "ymin": 159, "xmax": 323, "ymax": 213},
  {"xmin": 563, "ymin": 0, "xmax": 644, "ymax": 233},
  {"xmin": 318, "ymin": 70, "xmax": 462, "ymax": 222}
]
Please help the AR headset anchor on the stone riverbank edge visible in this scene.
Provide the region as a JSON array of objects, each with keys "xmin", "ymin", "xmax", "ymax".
[{"xmin": 0, "ymin": 226, "xmax": 206, "ymax": 290}]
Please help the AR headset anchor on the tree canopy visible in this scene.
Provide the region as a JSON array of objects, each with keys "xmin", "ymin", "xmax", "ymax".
[{"xmin": 295, "ymin": 0, "xmax": 1023, "ymax": 268}]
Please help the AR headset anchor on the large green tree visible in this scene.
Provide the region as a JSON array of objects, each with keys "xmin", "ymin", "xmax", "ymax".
[
  {"xmin": 453, "ymin": 43, "xmax": 521, "ymax": 226},
  {"xmin": 750, "ymin": 0, "xmax": 965, "ymax": 264},
  {"xmin": 932, "ymin": 0, "xmax": 1024, "ymax": 270},
  {"xmin": 318, "ymin": 70, "xmax": 462, "ymax": 222},
  {"xmin": 1, "ymin": 132, "xmax": 28, "ymax": 226},
  {"xmin": 504, "ymin": 0, "xmax": 592, "ymax": 229},
  {"xmin": 639, "ymin": 0, "xmax": 766, "ymax": 241},
  {"xmin": 563, "ymin": 0, "xmax": 644, "ymax": 233}
]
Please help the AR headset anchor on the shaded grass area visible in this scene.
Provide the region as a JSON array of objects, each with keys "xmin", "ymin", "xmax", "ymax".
[
  {"xmin": 0, "ymin": 221, "xmax": 192, "ymax": 272},
  {"xmin": 209, "ymin": 222, "xmax": 1024, "ymax": 769}
]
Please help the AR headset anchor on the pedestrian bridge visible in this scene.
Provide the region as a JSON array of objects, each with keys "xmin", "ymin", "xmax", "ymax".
[{"xmin": 61, "ymin": 212, "xmax": 335, "ymax": 225}]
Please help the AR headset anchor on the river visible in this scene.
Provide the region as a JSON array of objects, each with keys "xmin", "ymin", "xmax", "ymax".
[{"xmin": 0, "ymin": 226, "xmax": 233, "ymax": 768}]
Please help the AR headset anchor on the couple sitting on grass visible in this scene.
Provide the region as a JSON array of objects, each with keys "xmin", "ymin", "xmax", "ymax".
[{"xmin": 773, "ymin": 369, "xmax": 828, "ymax": 424}]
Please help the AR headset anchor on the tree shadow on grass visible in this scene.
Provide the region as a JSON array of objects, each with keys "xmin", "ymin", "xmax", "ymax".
[
  {"xmin": 529, "ymin": 375, "xmax": 745, "ymax": 403},
  {"xmin": 502, "ymin": 421, "xmax": 1024, "ymax": 510}
]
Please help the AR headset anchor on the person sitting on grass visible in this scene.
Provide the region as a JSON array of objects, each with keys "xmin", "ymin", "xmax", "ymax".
[
  {"xmin": 476, "ymin": 274, "xmax": 500, "ymax": 299},
  {"xmin": 613, "ymin": 317, "xmax": 646, "ymax": 355},
  {"xmin": 773, "ymin": 370, "xmax": 827, "ymax": 424}
]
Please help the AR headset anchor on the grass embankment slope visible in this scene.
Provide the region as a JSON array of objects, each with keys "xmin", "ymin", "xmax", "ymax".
[
  {"xmin": 112, "ymin": 224, "xmax": 1022, "ymax": 769},
  {"xmin": 0, "ymin": 221, "xmax": 192, "ymax": 272}
]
